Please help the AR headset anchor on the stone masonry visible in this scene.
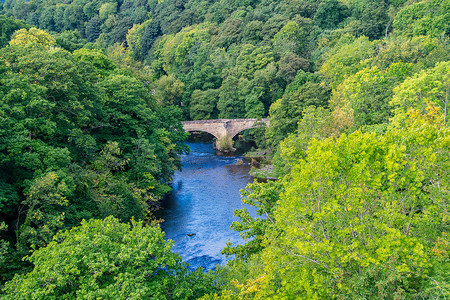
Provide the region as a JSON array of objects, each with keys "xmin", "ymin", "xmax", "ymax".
[{"xmin": 182, "ymin": 118, "xmax": 270, "ymax": 140}]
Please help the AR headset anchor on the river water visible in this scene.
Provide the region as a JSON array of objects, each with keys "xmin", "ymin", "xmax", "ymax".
[{"xmin": 157, "ymin": 141, "xmax": 255, "ymax": 271}]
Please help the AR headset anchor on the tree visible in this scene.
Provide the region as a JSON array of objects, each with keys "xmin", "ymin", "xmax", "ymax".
[
  {"xmin": 218, "ymin": 119, "xmax": 449, "ymax": 298},
  {"xmin": 393, "ymin": 0, "xmax": 450, "ymax": 37},
  {"xmin": 319, "ymin": 36, "xmax": 374, "ymax": 88},
  {"xmin": 10, "ymin": 0, "xmax": 35, "ymax": 21},
  {"xmin": 4, "ymin": 217, "xmax": 215, "ymax": 299},
  {"xmin": 314, "ymin": 0, "xmax": 349, "ymax": 30},
  {"xmin": 151, "ymin": 23, "xmax": 212, "ymax": 75},
  {"xmin": 330, "ymin": 62, "xmax": 413, "ymax": 130},
  {"xmin": 152, "ymin": 74, "xmax": 185, "ymax": 106},
  {"xmin": 0, "ymin": 36, "xmax": 188, "ymax": 283},
  {"xmin": 139, "ymin": 20, "xmax": 162, "ymax": 60},
  {"xmin": 53, "ymin": 30, "xmax": 86, "ymax": 52},
  {"xmin": 217, "ymin": 75, "xmax": 244, "ymax": 118},
  {"xmin": 38, "ymin": 7, "xmax": 56, "ymax": 32},
  {"xmin": 354, "ymin": 0, "xmax": 389, "ymax": 40},
  {"xmin": 263, "ymin": 121, "xmax": 449, "ymax": 298},
  {"xmin": 0, "ymin": 15, "xmax": 29, "ymax": 48},
  {"xmin": 212, "ymin": 17, "xmax": 242, "ymax": 49},
  {"xmin": 9, "ymin": 27, "xmax": 56, "ymax": 47},
  {"xmin": 241, "ymin": 20, "xmax": 263, "ymax": 43},
  {"xmin": 73, "ymin": 48, "xmax": 116, "ymax": 75},
  {"xmin": 85, "ymin": 16, "xmax": 102, "ymax": 43},
  {"xmin": 391, "ymin": 61, "xmax": 450, "ymax": 125},
  {"xmin": 222, "ymin": 180, "xmax": 282, "ymax": 260},
  {"xmin": 17, "ymin": 171, "xmax": 71, "ymax": 251},
  {"xmin": 276, "ymin": 52, "xmax": 309, "ymax": 83},
  {"xmin": 266, "ymin": 70, "xmax": 331, "ymax": 146},
  {"xmin": 273, "ymin": 106, "xmax": 333, "ymax": 176},
  {"xmin": 189, "ymin": 89, "xmax": 219, "ymax": 120},
  {"xmin": 372, "ymin": 35, "xmax": 449, "ymax": 72},
  {"xmin": 63, "ymin": 4, "xmax": 85, "ymax": 32},
  {"xmin": 98, "ymin": 2, "xmax": 117, "ymax": 21},
  {"xmin": 272, "ymin": 21, "xmax": 306, "ymax": 55}
]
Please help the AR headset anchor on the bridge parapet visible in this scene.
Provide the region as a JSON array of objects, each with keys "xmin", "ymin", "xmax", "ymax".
[{"xmin": 182, "ymin": 118, "xmax": 268, "ymax": 125}]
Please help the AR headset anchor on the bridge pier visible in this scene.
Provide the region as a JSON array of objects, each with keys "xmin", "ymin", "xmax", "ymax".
[{"xmin": 215, "ymin": 134, "xmax": 235, "ymax": 152}]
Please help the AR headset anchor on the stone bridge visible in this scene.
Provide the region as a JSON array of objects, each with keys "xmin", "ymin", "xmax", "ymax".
[{"xmin": 182, "ymin": 118, "xmax": 269, "ymax": 140}]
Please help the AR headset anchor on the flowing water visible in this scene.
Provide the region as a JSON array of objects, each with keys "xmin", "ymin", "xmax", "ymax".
[{"xmin": 156, "ymin": 141, "xmax": 255, "ymax": 271}]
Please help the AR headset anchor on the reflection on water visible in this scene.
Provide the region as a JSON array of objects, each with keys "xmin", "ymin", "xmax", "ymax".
[{"xmin": 156, "ymin": 142, "xmax": 255, "ymax": 271}]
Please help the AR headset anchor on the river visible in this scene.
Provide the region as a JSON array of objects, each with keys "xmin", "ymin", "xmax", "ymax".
[{"xmin": 156, "ymin": 141, "xmax": 256, "ymax": 271}]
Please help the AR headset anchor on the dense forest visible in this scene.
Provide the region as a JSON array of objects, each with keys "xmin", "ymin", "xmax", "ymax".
[{"xmin": 0, "ymin": 0, "xmax": 449, "ymax": 298}]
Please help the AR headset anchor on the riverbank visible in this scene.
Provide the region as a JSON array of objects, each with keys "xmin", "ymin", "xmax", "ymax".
[{"xmin": 244, "ymin": 149, "xmax": 277, "ymax": 181}]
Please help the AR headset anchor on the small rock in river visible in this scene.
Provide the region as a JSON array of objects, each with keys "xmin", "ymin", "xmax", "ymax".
[{"xmin": 236, "ymin": 159, "xmax": 244, "ymax": 166}]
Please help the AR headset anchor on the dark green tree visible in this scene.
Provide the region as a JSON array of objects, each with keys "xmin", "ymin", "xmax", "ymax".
[
  {"xmin": 314, "ymin": 0, "xmax": 349, "ymax": 30},
  {"xmin": 0, "ymin": 15, "xmax": 29, "ymax": 48},
  {"xmin": 85, "ymin": 16, "xmax": 102, "ymax": 43},
  {"xmin": 266, "ymin": 70, "xmax": 331, "ymax": 146}
]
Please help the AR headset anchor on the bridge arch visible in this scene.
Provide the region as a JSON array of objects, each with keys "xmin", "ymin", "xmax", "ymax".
[
  {"xmin": 183, "ymin": 128, "xmax": 218, "ymax": 139},
  {"xmin": 226, "ymin": 120, "xmax": 270, "ymax": 140}
]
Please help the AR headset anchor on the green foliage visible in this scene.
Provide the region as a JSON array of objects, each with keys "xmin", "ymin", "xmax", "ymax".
[
  {"xmin": 4, "ymin": 216, "xmax": 216, "ymax": 299},
  {"xmin": 190, "ymin": 89, "xmax": 219, "ymax": 120},
  {"xmin": 372, "ymin": 35, "xmax": 450, "ymax": 72},
  {"xmin": 270, "ymin": 122, "xmax": 448, "ymax": 298},
  {"xmin": 222, "ymin": 180, "xmax": 282, "ymax": 260},
  {"xmin": 266, "ymin": 70, "xmax": 331, "ymax": 147},
  {"xmin": 215, "ymin": 120, "xmax": 450, "ymax": 298},
  {"xmin": 391, "ymin": 61, "xmax": 450, "ymax": 125},
  {"xmin": 330, "ymin": 62, "xmax": 413, "ymax": 130},
  {"xmin": 0, "ymin": 15, "xmax": 29, "ymax": 48},
  {"xmin": 393, "ymin": 0, "xmax": 450, "ymax": 37},
  {"xmin": 53, "ymin": 30, "xmax": 87, "ymax": 52},
  {"xmin": 9, "ymin": 27, "xmax": 56, "ymax": 47},
  {"xmin": 4, "ymin": 0, "xmax": 436, "ymax": 126},
  {"xmin": 217, "ymin": 75, "xmax": 244, "ymax": 119},
  {"xmin": 1, "ymin": 0, "xmax": 450, "ymax": 297},
  {"xmin": 216, "ymin": 135, "xmax": 234, "ymax": 152},
  {"xmin": 73, "ymin": 48, "xmax": 116, "ymax": 74},
  {"xmin": 0, "ymin": 221, "xmax": 10, "ymax": 283},
  {"xmin": 17, "ymin": 171, "xmax": 71, "ymax": 251},
  {"xmin": 272, "ymin": 21, "xmax": 306, "ymax": 55},
  {"xmin": 319, "ymin": 35, "xmax": 375, "ymax": 88},
  {"xmin": 351, "ymin": 0, "xmax": 389, "ymax": 40},
  {"xmin": 85, "ymin": 15, "xmax": 102, "ymax": 43},
  {"xmin": 152, "ymin": 74, "xmax": 185, "ymax": 106},
  {"xmin": 273, "ymin": 106, "xmax": 333, "ymax": 176},
  {"xmin": 0, "ymin": 35, "xmax": 187, "ymax": 282},
  {"xmin": 314, "ymin": 0, "xmax": 349, "ymax": 30}
]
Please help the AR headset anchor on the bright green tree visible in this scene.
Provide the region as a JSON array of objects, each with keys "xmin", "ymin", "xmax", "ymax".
[
  {"xmin": 9, "ymin": 27, "xmax": 56, "ymax": 47},
  {"xmin": 263, "ymin": 120, "xmax": 449, "ymax": 298},
  {"xmin": 4, "ymin": 216, "xmax": 215, "ymax": 299},
  {"xmin": 215, "ymin": 117, "xmax": 449, "ymax": 299},
  {"xmin": 319, "ymin": 36, "xmax": 374, "ymax": 88},
  {"xmin": 330, "ymin": 62, "xmax": 413, "ymax": 130},
  {"xmin": 391, "ymin": 61, "xmax": 450, "ymax": 125},
  {"xmin": 0, "ymin": 32, "xmax": 188, "ymax": 283},
  {"xmin": 393, "ymin": 0, "xmax": 450, "ymax": 37}
]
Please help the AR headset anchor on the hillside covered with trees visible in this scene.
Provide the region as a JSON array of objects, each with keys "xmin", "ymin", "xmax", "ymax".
[{"xmin": 0, "ymin": 0, "xmax": 449, "ymax": 298}]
